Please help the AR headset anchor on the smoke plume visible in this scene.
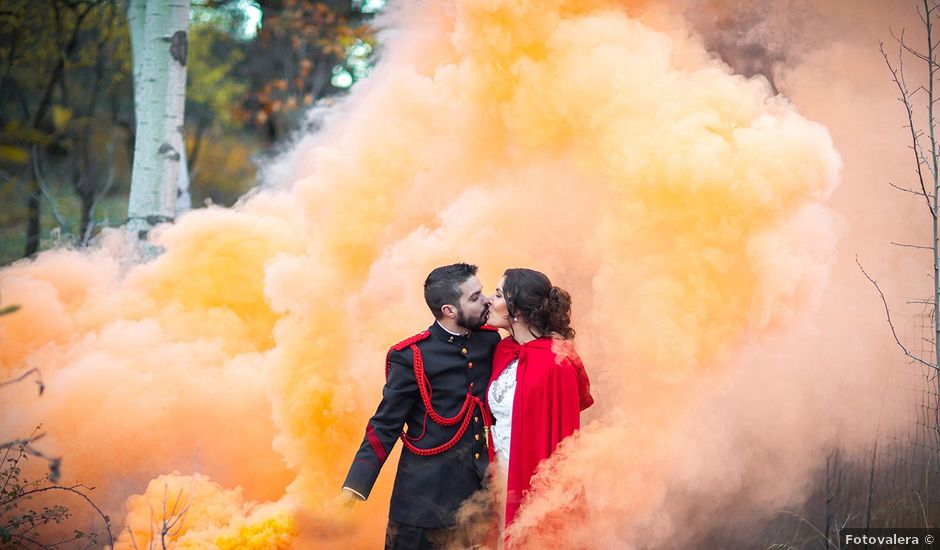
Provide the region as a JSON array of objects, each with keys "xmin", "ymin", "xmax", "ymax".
[{"xmin": 0, "ymin": 0, "xmax": 924, "ymax": 547}]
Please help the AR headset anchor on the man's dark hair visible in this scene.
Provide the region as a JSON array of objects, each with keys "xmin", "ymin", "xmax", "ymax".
[{"xmin": 424, "ymin": 263, "xmax": 478, "ymax": 319}]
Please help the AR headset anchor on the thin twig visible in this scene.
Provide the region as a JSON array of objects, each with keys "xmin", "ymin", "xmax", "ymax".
[
  {"xmin": 856, "ymin": 256, "xmax": 937, "ymax": 370},
  {"xmin": 882, "ymin": 40, "xmax": 936, "ymax": 216},
  {"xmin": 0, "ymin": 367, "xmax": 44, "ymax": 394},
  {"xmin": 891, "ymin": 27, "xmax": 940, "ymax": 70},
  {"xmin": 891, "ymin": 241, "xmax": 934, "ymax": 250},
  {"xmin": 775, "ymin": 510, "xmax": 831, "ymax": 548},
  {"xmin": 15, "ymin": 484, "xmax": 113, "ymax": 548},
  {"xmin": 889, "ymin": 181, "xmax": 933, "ymax": 199},
  {"xmin": 82, "ymin": 140, "xmax": 116, "ymax": 245},
  {"xmin": 0, "ymin": 437, "xmax": 60, "ymax": 483},
  {"xmin": 31, "ymin": 145, "xmax": 71, "ymax": 232},
  {"xmin": 904, "ymin": 490, "xmax": 928, "ymax": 530},
  {"xmin": 0, "ymin": 428, "xmax": 41, "ymax": 498}
]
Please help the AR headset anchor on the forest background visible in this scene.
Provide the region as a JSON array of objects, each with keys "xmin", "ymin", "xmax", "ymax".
[{"xmin": 0, "ymin": 0, "xmax": 379, "ymax": 265}]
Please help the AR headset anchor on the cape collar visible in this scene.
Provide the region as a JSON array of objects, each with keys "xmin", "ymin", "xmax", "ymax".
[
  {"xmin": 491, "ymin": 336, "xmax": 552, "ymax": 383},
  {"xmin": 492, "ymin": 336, "xmax": 594, "ymax": 412},
  {"xmin": 496, "ymin": 336, "xmax": 553, "ymax": 356}
]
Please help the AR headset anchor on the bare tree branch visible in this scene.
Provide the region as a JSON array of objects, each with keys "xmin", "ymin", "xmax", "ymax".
[
  {"xmin": 882, "ymin": 40, "xmax": 936, "ymax": 217},
  {"xmin": 889, "ymin": 181, "xmax": 934, "ymax": 199},
  {"xmin": 857, "ymin": 256, "xmax": 937, "ymax": 370},
  {"xmin": 891, "ymin": 27, "xmax": 940, "ymax": 70},
  {"xmin": 126, "ymin": 525, "xmax": 141, "ymax": 550},
  {"xmin": 891, "ymin": 241, "xmax": 934, "ymax": 250},
  {"xmin": 0, "ymin": 367, "xmax": 44, "ymax": 394},
  {"xmin": 0, "ymin": 436, "xmax": 61, "ymax": 483},
  {"xmin": 14, "ymin": 484, "xmax": 114, "ymax": 548}
]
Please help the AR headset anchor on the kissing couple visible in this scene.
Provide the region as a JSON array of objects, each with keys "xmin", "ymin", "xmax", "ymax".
[{"xmin": 340, "ymin": 263, "xmax": 593, "ymax": 549}]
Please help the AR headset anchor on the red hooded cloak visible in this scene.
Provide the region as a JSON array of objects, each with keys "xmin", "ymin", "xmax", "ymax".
[{"xmin": 487, "ymin": 336, "xmax": 594, "ymax": 527}]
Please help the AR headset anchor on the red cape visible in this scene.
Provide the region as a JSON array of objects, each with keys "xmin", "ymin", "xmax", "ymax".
[{"xmin": 488, "ymin": 336, "xmax": 593, "ymax": 527}]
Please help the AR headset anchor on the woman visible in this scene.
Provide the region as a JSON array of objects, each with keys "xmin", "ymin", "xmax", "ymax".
[{"xmin": 485, "ymin": 268, "xmax": 594, "ymax": 528}]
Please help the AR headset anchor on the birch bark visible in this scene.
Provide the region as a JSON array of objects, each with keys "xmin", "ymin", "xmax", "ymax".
[{"xmin": 126, "ymin": 0, "xmax": 190, "ymax": 246}]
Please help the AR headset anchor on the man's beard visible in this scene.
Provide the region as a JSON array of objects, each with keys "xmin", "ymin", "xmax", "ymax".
[{"xmin": 457, "ymin": 305, "xmax": 488, "ymax": 330}]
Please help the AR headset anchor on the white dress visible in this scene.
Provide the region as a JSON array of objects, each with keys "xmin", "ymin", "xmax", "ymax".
[{"xmin": 488, "ymin": 358, "xmax": 519, "ymax": 467}]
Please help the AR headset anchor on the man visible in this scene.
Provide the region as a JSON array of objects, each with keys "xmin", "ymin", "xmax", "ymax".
[{"xmin": 340, "ymin": 263, "xmax": 501, "ymax": 549}]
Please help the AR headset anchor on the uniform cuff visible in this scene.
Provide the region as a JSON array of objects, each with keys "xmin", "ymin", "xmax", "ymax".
[{"xmin": 343, "ymin": 459, "xmax": 380, "ymax": 500}]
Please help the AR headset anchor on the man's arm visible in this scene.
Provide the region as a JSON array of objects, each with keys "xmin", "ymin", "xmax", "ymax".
[{"xmin": 342, "ymin": 348, "xmax": 417, "ymax": 500}]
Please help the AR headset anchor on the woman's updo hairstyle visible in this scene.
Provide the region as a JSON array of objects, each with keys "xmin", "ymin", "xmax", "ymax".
[{"xmin": 502, "ymin": 268, "xmax": 575, "ymax": 340}]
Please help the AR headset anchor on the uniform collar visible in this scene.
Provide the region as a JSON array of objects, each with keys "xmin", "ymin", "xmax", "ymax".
[{"xmin": 430, "ymin": 320, "xmax": 470, "ymax": 345}]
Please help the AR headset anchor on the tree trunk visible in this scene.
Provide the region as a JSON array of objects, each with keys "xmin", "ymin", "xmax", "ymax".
[
  {"xmin": 23, "ymin": 9, "xmax": 83, "ymax": 257},
  {"xmin": 126, "ymin": 0, "xmax": 190, "ymax": 249},
  {"xmin": 80, "ymin": 191, "xmax": 94, "ymax": 240},
  {"xmin": 24, "ymin": 188, "xmax": 40, "ymax": 256}
]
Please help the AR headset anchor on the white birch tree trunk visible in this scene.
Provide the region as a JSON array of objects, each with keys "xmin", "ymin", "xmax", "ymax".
[{"xmin": 127, "ymin": 0, "xmax": 190, "ymax": 249}]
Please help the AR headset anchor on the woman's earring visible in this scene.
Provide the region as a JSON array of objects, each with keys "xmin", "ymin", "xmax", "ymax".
[{"xmin": 512, "ymin": 317, "xmax": 517, "ymax": 322}]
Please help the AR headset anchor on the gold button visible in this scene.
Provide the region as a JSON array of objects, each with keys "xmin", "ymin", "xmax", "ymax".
[
  {"xmin": 475, "ymin": 434, "xmax": 480, "ymax": 441},
  {"xmin": 474, "ymin": 416, "xmax": 479, "ymax": 423},
  {"xmin": 468, "ymin": 362, "xmax": 473, "ymax": 368},
  {"xmin": 461, "ymin": 347, "xmax": 468, "ymax": 355},
  {"xmin": 474, "ymin": 453, "xmax": 480, "ymax": 459}
]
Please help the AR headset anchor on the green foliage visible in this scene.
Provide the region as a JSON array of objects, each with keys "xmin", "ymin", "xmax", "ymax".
[
  {"xmin": 0, "ymin": 123, "xmax": 50, "ymax": 149},
  {"xmin": 0, "ymin": 146, "xmax": 28, "ymax": 166},
  {"xmin": 0, "ymin": 441, "xmax": 99, "ymax": 549},
  {"xmin": 0, "ymin": 376, "xmax": 111, "ymax": 548},
  {"xmin": 188, "ymin": 22, "xmax": 248, "ymax": 130}
]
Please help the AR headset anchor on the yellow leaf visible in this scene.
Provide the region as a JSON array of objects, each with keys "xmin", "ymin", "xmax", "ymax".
[
  {"xmin": 0, "ymin": 145, "xmax": 29, "ymax": 164},
  {"xmin": 52, "ymin": 106, "xmax": 72, "ymax": 131}
]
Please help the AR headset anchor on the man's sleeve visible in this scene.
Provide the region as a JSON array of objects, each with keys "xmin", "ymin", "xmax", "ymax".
[{"xmin": 342, "ymin": 348, "xmax": 417, "ymax": 500}]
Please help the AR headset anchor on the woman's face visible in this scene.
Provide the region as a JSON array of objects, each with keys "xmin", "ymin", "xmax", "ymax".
[{"xmin": 487, "ymin": 276, "xmax": 511, "ymax": 329}]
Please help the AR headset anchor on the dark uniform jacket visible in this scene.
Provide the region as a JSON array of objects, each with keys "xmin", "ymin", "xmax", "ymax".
[{"xmin": 343, "ymin": 321, "xmax": 500, "ymax": 528}]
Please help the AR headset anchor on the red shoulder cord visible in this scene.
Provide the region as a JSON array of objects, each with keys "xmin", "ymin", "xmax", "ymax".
[
  {"xmin": 386, "ymin": 333, "xmax": 493, "ymax": 458},
  {"xmin": 385, "ymin": 331, "xmax": 430, "ymax": 380}
]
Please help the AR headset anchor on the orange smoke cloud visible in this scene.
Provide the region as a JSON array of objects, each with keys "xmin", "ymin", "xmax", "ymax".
[
  {"xmin": 1, "ymin": 0, "xmax": 919, "ymax": 547},
  {"xmin": 121, "ymin": 473, "xmax": 295, "ymax": 549}
]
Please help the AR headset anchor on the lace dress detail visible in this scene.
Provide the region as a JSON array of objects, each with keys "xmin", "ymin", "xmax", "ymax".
[{"xmin": 487, "ymin": 358, "xmax": 518, "ymax": 466}]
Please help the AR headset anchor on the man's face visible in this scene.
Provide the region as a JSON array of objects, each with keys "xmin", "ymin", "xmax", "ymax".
[{"xmin": 454, "ymin": 276, "xmax": 490, "ymax": 330}]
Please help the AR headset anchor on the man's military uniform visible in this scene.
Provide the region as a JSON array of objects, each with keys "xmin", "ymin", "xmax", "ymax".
[{"xmin": 343, "ymin": 321, "xmax": 500, "ymax": 544}]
